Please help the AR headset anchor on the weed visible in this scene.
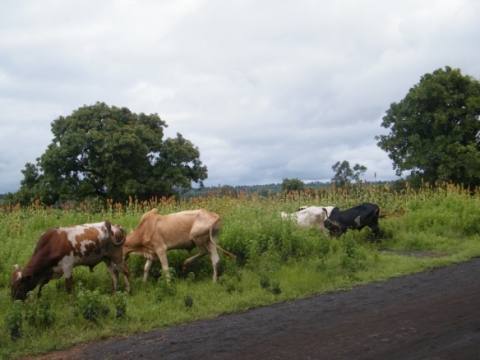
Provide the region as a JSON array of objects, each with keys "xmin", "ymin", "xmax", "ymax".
[
  {"xmin": 183, "ymin": 293, "xmax": 193, "ymax": 308},
  {"xmin": 259, "ymin": 274, "xmax": 270, "ymax": 290},
  {"xmin": 24, "ymin": 292, "xmax": 55, "ymax": 329},
  {"xmin": 113, "ymin": 291, "xmax": 128, "ymax": 319},
  {"xmin": 5, "ymin": 300, "xmax": 23, "ymax": 340},
  {"xmin": 270, "ymin": 279, "xmax": 282, "ymax": 295},
  {"xmin": 155, "ymin": 272, "xmax": 177, "ymax": 302},
  {"xmin": 75, "ymin": 288, "xmax": 109, "ymax": 324}
]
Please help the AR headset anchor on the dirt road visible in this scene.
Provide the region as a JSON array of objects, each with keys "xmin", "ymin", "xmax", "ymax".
[{"xmin": 27, "ymin": 258, "xmax": 480, "ymax": 359}]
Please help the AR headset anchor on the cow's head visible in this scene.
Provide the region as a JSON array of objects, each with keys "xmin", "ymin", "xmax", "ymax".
[
  {"xmin": 10, "ymin": 264, "xmax": 34, "ymax": 301},
  {"xmin": 324, "ymin": 208, "xmax": 341, "ymax": 232}
]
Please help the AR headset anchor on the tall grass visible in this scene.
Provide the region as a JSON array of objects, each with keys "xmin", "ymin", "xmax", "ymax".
[{"xmin": 1, "ymin": 182, "xmax": 480, "ymax": 358}]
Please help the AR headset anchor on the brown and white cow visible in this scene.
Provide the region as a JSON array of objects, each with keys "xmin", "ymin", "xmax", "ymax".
[
  {"xmin": 123, "ymin": 208, "xmax": 235, "ymax": 283},
  {"xmin": 11, "ymin": 221, "xmax": 130, "ymax": 301}
]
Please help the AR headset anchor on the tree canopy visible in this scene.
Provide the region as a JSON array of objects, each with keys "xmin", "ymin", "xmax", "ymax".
[
  {"xmin": 12, "ymin": 102, "xmax": 208, "ymax": 205},
  {"xmin": 331, "ymin": 160, "xmax": 367, "ymax": 187},
  {"xmin": 281, "ymin": 178, "xmax": 305, "ymax": 192},
  {"xmin": 376, "ymin": 66, "xmax": 480, "ymax": 188}
]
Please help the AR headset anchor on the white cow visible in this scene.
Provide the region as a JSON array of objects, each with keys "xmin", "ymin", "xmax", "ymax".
[
  {"xmin": 297, "ymin": 205, "xmax": 335, "ymax": 217},
  {"xmin": 281, "ymin": 206, "xmax": 335, "ymax": 231}
]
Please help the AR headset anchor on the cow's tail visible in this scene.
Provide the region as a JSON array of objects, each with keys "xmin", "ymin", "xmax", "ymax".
[
  {"xmin": 209, "ymin": 218, "xmax": 236, "ymax": 259},
  {"xmin": 105, "ymin": 221, "xmax": 127, "ymax": 246},
  {"xmin": 216, "ymin": 244, "xmax": 236, "ymax": 259}
]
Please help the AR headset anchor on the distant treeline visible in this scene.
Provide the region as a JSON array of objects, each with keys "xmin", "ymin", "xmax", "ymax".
[
  {"xmin": 180, "ymin": 181, "xmax": 391, "ymax": 199},
  {"xmin": 1, "ymin": 180, "xmax": 395, "ymax": 204}
]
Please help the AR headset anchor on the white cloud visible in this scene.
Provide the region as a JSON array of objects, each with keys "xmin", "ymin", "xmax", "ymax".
[{"xmin": 1, "ymin": 0, "xmax": 480, "ymax": 193}]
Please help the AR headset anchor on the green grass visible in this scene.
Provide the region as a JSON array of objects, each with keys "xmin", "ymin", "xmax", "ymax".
[{"xmin": 1, "ymin": 184, "xmax": 480, "ymax": 358}]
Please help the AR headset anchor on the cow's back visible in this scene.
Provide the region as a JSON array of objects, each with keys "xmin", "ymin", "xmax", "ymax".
[
  {"xmin": 31, "ymin": 223, "xmax": 119, "ymax": 271},
  {"xmin": 160, "ymin": 209, "xmax": 220, "ymax": 248},
  {"xmin": 127, "ymin": 209, "xmax": 220, "ymax": 251}
]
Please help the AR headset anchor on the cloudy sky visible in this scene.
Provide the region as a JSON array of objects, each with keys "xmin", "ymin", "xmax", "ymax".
[{"xmin": 1, "ymin": 0, "xmax": 479, "ymax": 194}]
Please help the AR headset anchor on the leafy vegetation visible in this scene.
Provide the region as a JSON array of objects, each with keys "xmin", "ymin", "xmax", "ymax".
[
  {"xmin": 7, "ymin": 102, "xmax": 208, "ymax": 205},
  {"xmin": 1, "ymin": 182, "xmax": 480, "ymax": 358},
  {"xmin": 376, "ymin": 66, "xmax": 480, "ymax": 190}
]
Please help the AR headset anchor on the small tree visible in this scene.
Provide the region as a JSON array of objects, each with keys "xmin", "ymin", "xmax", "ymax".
[
  {"xmin": 281, "ymin": 178, "xmax": 305, "ymax": 192},
  {"xmin": 331, "ymin": 161, "xmax": 367, "ymax": 187}
]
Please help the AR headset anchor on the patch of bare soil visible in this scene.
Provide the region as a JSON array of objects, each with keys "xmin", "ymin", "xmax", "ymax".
[{"xmin": 24, "ymin": 258, "xmax": 480, "ymax": 360}]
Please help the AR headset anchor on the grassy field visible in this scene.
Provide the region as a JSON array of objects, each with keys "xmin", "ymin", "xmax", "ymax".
[{"xmin": 1, "ymin": 183, "xmax": 480, "ymax": 359}]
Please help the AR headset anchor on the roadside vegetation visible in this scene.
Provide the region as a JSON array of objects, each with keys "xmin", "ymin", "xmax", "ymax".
[{"xmin": 1, "ymin": 182, "xmax": 480, "ymax": 358}]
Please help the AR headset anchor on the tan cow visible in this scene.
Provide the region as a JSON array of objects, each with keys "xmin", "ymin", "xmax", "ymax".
[{"xmin": 123, "ymin": 208, "xmax": 235, "ymax": 283}]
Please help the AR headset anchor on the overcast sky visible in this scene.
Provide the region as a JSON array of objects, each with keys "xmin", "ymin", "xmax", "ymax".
[{"xmin": 1, "ymin": 0, "xmax": 479, "ymax": 194}]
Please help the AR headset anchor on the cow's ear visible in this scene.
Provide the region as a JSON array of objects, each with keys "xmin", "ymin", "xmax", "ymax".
[{"xmin": 13, "ymin": 264, "xmax": 20, "ymax": 271}]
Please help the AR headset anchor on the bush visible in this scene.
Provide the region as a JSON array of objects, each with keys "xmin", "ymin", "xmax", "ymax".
[
  {"xmin": 155, "ymin": 272, "xmax": 177, "ymax": 302},
  {"xmin": 5, "ymin": 301, "xmax": 23, "ymax": 340},
  {"xmin": 75, "ymin": 288, "xmax": 110, "ymax": 324},
  {"xmin": 24, "ymin": 292, "xmax": 55, "ymax": 329},
  {"xmin": 113, "ymin": 291, "xmax": 128, "ymax": 319}
]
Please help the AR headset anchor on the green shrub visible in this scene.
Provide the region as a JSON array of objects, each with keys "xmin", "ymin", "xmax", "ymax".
[
  {"xmin": 5, "ymin": 300, "xmax": 23, "ymax": 340},
  {"xmin": 183, "ymin": 293, "xmax": 193, "ymax": 308},
  {"xmin": 155, "ymin": 272, "xmax": 177, "ymax": 302},
  {"xmin": 75, "ymin": 288, "xmax": 109, "ymax": 324},
  {"xmin": 24, "ymin": 292, "xmax": 55, "ymax": 329},
  {"xmin": 113, "ymin": 291, "xmax": 128, "ymax": 319}
]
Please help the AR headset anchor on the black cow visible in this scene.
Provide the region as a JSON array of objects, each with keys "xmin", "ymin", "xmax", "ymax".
[{"xmin": 324, "ymin": 203, "xmax": 384, "ymax": 239}]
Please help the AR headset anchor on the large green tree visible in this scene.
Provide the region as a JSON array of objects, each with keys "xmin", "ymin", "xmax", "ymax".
[
  {"xmin": 14, "ymin": 102, "xmax": 208, "ymax": 204},
  {"xmin": 331, "ymin": 160, "xmax": 367, "ymax": 187},
  {"xmin": 376, "ymin": 66, "xmax": 480, "ymax": 188}
]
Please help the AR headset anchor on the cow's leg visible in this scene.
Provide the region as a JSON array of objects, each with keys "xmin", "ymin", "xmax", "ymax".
[
  {"xmin": 110, "ymin": 253, "xmax": 131, "ymax": 293},
  {"xmin": 155, "ymin": 248, "xmax": 171, "ymax": 281},
  {"xmin": 143, "ymin": 259, "xmax": 153, "ymax": 283},
  {"xmin": 65, "ymin": 277, "xmax": 73, "ymax": 295},
  {"xmin": 63, "ymin": 268, "xmax": 74, "ymax": 295},
  {"xmin": 37, "ymin": 279, "xmax": 49, "ymax": 298},
  {"xmin": 368, "ymin": 216, "xmax": 381, "ymax": 240},
  {"xmin": 36, "ymin": 270, "xmax": 54, "ymax": 298},
  {"xmin": 104, "ymin": 259, "xmax": 119, "ymax": 295},
  {"xmin": 183, "ymin": 247, "xmax": 208, "ymax": 270},
  {"xmin": 117, "ymin": 261, "xmax": 131, "ymax": 293},
  {"xmin": 370, "ymin": 225, "xmax": 381, "ymax": 240}
]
